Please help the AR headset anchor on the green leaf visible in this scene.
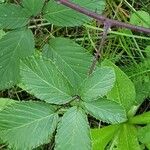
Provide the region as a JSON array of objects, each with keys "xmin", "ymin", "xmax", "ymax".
[
  {"xmin": 0, "ymin": 101, "xmax": 58, "ymax": 150},
  {"xmin": 43, "ymin": 0, "xmax": 105, "ymax": 27},
  {"xmin": 0, "ymin": 100, "xmax": 14, "ymax": 145},
  {"xmin": 0, "ymin": 3, "xmax": 29, "ymax": 29},
  {"xmin": 138, "ymin": 124, "xmax": 150, "ymax": 144},
  {"xmin": 55, "ymin": 107, "xmax": 91, "ymax": 150},
  {"xmin": 20, "ymin": 55, "xmax": 73, "ymax": 104},
  {"xmin": 134, "ymin": 80, "xmax": 150, "ymax": 104},
  {"xmin": 91, "ymin": 125, "xmax": 119, "ymax": 150},
  {"xmin": 43, "ymin": 37, "xmax": 93, "ymax": 91},
  {"xmin": 102, "ymin": 60, "xmax": 136, "ymax": 112},
  {"xmin": 117, "ymin": 124, "xmax": 141, "ymax": 150},
  {"xmin": 22, "ymin": 0, "xmax": 45, "ymax": 16},
  {"xmin": 80, "ymin": 67, "xmax": 115, "ymax": 101},
  {"xmin": 0, "ymin": 98, "xmax": 14, "ymax": 148},
  {"xmin": 82, "ymin": 99, "xmax": 126, "ymax": 124},
  {"xmin": 0, "ymin": 98, "xmax": 15, "ymax": 111},
  {"xmin": 129, "ymin": 112, "xmax": 150, "ymax": 124},
  {"xmin": 130, "ymin": 11, "xmax": 150, "ymax": 28},
  {"xmin": 0, "ymin": 29, "xmax": 35, "ymax": 90}
]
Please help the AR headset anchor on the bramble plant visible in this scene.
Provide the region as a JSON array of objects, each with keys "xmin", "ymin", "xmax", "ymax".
[{"xmin": 0, "ymin": 0, "xmax": 150, "ymax": 150}]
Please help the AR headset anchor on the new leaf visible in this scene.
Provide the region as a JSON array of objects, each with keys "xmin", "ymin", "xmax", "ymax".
[
  {"xmin": 91, "ymin": 125, "xmax": 119, "ymax": 150},
  {"xmin": 117, "ymin": 124, "xmax": 141, "ymax": 150},
  {"xmin": 129, "ymin": 111, "xmax": 150, "ymax": 124},
  {"xmin": 138, "ymin": 124, "xmax": 150, "ymax": 145}
]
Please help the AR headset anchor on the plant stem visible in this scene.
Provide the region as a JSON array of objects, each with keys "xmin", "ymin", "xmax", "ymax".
[
  {"xmin": 29, "ymin": 23, "xmax": 51, "ymax": 29},
  {"xmin": 84, "ymin": 24, "xmax": 150, "ymax": 40},
  {"xmin": 88, "ymin": 23, "xmax": 110, "ymax": 74},
  {"xmin": 56, "ymin": 0, "xmax": 150, "ymax": 34}
]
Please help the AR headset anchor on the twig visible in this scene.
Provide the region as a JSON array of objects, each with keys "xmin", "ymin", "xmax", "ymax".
[
  {"xmin": 56, "ymin": 0, "xmax": 150, "ymax": 34},
  {"xmin": 29, "ymin": 23, "xmax": 51, "ymax": 29},
  {"xmin": 88, "ymin": 22, "xmax": 110, "ymax": 75}
]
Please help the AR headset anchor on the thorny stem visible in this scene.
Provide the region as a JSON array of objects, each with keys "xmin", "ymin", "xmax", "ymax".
[
  {"xmin": 56, "ymin": 0, "xmax": 150, "ymax": 74},
  {"xmin": 56, "ymin": 0, "xmax": 150, "ymax": 34},
  {"xmin": 88, "ymin": 22, "xmax": 110, "ymax": 75}
]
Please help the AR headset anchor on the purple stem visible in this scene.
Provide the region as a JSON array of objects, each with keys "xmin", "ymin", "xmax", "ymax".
[
  {"xmin": 57, "ymin": 0, "xmax": 150, "ymax": 34},
  {"xmin": 88, "ymin": 22, "xmax": 110, "ymax": 74}
]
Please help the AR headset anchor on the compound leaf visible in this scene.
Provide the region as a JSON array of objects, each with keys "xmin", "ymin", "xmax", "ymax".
[
  {"xmin": 0, "ymin": 3, "xmax": 29, "ymax": 29},
  {"xmin": 55, "ymin": 107, "xmax": 91, "ymax": 150},
  {"xmin": 82, "ymin": 99, "xmax": 126, "ymax": 124},
  {"xmin": 0, "ymin": 101, "xmax": 58, "ymax": 150},
  {"xmin": 102, "ymin": 60, "xmax": 136, "ymax": 112},
  {"xmin": 20, "ymin": 55, "xmax": 73, "ymax": 104},
  {"xmin": 43, "ymin": 37, "xmax": 92, "ymax": 92},
  {"xmin": 0, "ymin": 29, "xmax": 35, "ymax": 90},
  {"xmin": 80, "ymin": 67, "xmax": 115, "ymax": 101},
  {"xmin": 22, "ymin": 0, "xmax": 45, "ymax": 16},
  {"xmin": 43, "ymin": 0, "xmax": 105, "ymax": 27}
]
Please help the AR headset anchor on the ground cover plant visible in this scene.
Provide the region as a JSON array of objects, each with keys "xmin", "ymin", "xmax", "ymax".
[{"xmin": 0, "ymin": 0, "xmax": 150, "ymax": 150}]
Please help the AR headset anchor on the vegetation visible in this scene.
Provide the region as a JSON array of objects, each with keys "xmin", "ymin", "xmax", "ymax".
[{"xmin": 0, "ymin": 0, "xmax": 150, "ymax": 150}]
